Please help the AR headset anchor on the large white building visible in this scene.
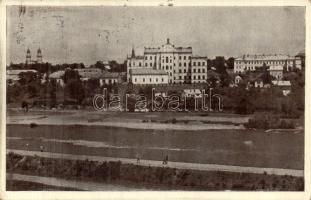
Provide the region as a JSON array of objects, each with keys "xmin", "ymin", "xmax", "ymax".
[
  {"xmin": 234, "ymin": 54, "xmax": 302, "ymax": 73},
  {"xmin": 126, "ymin": 39, "xmax": 208, "ymax": 84}
]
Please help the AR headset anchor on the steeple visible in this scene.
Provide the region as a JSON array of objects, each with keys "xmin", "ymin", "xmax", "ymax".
[
  {"xmin": 167, "ymin": 38, "xmax": 170, "ymax": 44},
  {"xmin": 37, "ymin": 48, "xmax": 42, "ymax": 63},
  {"xmin": 131, "ymin": 47, "xmax": 135, "ymax": 58},
  {"xmin": 26, "ymin": 48, "xmax": 31, "ymax": 64}
]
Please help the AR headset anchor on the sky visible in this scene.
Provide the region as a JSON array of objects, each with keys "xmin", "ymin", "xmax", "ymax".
[{"xmin": 7, "ymin": 6, "xmax": 305, "ymax": 66}]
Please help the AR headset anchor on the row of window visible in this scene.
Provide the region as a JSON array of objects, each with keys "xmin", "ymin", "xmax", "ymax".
[
  {"xmin": 172, "ymin": 75, "xmax": 206, "ymax": 80},
  {"xmin": 130, "ymin": 61, "xmax": 206, "ymax": 68},
  {"xmin": 145, "ymin": 55, "xmax": 192, "ymax": 61},
  {"xmin": 192, "ymin": 75, "xmax": 205, "ymax": 80},
  {"xmin": 134, "ymin": 77, "xmax": 165, "ymax": 83},
  {"xmin": 236, "ymin": 60, "xmax": 288, "ymax": 65}
]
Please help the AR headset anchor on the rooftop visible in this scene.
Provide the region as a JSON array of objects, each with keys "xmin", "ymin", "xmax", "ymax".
[
  {"xmin": 131, "ymin": 68, "xmax": 168, "ymax": 75},
  {"xmin": 236, "ymin": 54, "xmax": 295, "ymax": 61}
]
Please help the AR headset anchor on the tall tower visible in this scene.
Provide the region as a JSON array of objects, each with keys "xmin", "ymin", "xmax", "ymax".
[
  {"xmin": 131, "ymin": 47, "xmax": 135, "ymax": 58},
  {"xmin": 37, "ymin": 48, "xmax": 42, "ymax": 63},
  {"xmin": 26, "ymin": 48, "xmax": 31, "ymax": 64}
]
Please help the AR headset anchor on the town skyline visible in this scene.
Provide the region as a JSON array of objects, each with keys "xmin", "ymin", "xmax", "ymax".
[{"xmin": 7, "ymin": 6, "xmax": 305, "ymax": 65}]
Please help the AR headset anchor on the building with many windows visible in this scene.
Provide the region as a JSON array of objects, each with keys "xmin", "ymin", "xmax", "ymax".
[
  {"xmin": 126, "ymin": 39, "xmax": 208, "ymax": 84},
  {"xmin": 130, "ymin": 68, "xmax": 169, "ymax": 85},
  {"xmin": 234, "ymin": 54, "xmax": 302, "ymax": 73}
]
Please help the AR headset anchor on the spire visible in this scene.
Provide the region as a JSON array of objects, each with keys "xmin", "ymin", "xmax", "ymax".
[
  {"xmin": 37, "ymin": 47, "xmax": 43, "ymax": 63},
  {"xmin": 131, "ymin": 47, "xmax": 135, "ymax": 58},
  {"xmin": 26, "ymin": 48, "xmax": 31, "ymax": 64},
  {"xmin": 167, "ymin": 38, "xmax": 170, "ymax": 44}
]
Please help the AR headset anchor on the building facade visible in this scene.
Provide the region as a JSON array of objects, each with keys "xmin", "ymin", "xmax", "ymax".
[
  {"xmin": 130, "ymin": 68, "xmax": 169, "ymax": 85},
  {"xmin": 269, "ymin": 65, "xmax": 283, "ymax": 80},
  {"xmin": 126, "ymin": 39, "xmax": 208, "ymax": 84},
  {"xmin": 234, "ymin": 54, "xmax": 302, "ymax": 73}
]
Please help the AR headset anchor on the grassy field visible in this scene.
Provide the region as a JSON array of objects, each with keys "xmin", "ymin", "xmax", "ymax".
[{"xmin": 7, "ymin": 124, "xmax": 304, "ymax": 169}]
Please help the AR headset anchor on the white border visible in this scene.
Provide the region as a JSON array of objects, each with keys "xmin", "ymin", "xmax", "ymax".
[{"xmin": 0, "ymin": 0, "xmax": 309, "ymax": 200}]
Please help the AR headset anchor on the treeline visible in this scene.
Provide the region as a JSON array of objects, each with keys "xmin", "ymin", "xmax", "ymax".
[
  {"xmin": 7, "ymin": 60, "xmax": 126, "ymax": 74},
  {"xmin": 7, "ymin": 153, "xmax": 304, "ymax": 191}
]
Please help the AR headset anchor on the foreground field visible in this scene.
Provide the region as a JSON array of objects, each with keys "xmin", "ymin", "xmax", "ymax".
[{"xmin": 6, "ymin": 153, "xmax": 304, "ymax": 191}]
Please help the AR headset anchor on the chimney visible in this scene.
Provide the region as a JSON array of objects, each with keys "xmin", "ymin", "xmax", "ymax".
[{"xmin": 167, "ymin": 38, "xmax": 170, "ymax": 44}]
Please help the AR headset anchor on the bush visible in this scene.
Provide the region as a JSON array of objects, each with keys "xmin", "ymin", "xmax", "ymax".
[{"xmin": 245, "ymin": 113, "xmax": 295, "ymax": 129}]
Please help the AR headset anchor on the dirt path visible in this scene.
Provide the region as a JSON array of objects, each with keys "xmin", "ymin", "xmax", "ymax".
[
  {"xmin": 7, "ymin": 149, "xmax": 303, "ymax": 177},
  {"xmin": 7, "ymin": 173, "xmax": 140, "ymax": 191}
]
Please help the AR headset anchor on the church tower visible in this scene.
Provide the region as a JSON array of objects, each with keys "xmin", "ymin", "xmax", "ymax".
[
  {"xmin": 26, "ymin": 48, "xmax": 31, "ymax": 64},
  {"xmin": 37, "ymin": 48, "xmax": 42, "ymax": 63}
]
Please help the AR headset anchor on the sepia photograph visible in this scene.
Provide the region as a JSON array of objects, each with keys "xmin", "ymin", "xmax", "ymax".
[{"xmin": 4, "ymin": 4, "xmax": 305, "ymax": 192}]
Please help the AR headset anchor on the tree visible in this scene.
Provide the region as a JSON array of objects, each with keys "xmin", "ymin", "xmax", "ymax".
[
  {"xmin": 64, "ymin": 79, "xmax": 85, "ymax": 104},
  {"xmin": 214, "ymin": 56, "xmax": 227, "ymax": 74},
  {"xmin": 226, "ymin": 57, "xmax": 235, "ymax": 69},
  {"xmin": 18, "ymin": 71, "xmax": 38, "ymax": 85},
  {"xmin": 62, "ymin": 69, "xmax": 81, "ymax": 84}
]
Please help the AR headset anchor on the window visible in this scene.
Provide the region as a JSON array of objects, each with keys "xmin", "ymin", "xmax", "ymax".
[
  {"xmin": 198, "ymin": 69, "xmax": 201, "ymax": 73},
  {"xmin": 188, "ymin": 56, "xmax": 191, "ymax": 59},
  {"xmin": 179, "ymin": 63, "xmax": 181, "ymax": 67},
  {"xmin": 202, "ymin": 75, "xmax": 205, "ymax": 79},
  {"xmin": 179, "ymin": 69, "xmax": 182, "ymax": 73},
  {"xmin": 156, "ymin": 78, "xmax": 158, "ymax": 82},
  {"xmin": 193, "ymin": 69, "xmax": 196, "ymax": 73},
  {"xmin": 145, "ymin": 56, "xmax": 148, "ymax": 60},
  {"xmin": 184, "ymin": 76, "xmax": 186, "ymax": 79},
  {"xmin": 150, "ymin": 56, "xmax": 152, "ymax": 60},
  {"xmin": 139, "ymin": 62, "xmax": 141, "ymax": 67},
  {"xmin": 166, "ymin": 66, "xmax": 168, "ymax": 70},
  {"xmin": 202, "ymin": 69, "xmax": 205, "ymax": 73},
  {"xmin": 166, "ymin": 57, "xmax": 168, "ymax": 63},
  {"xmin": 202, "ymin": 62, "xmax": 205, "ymax": 66},
  {"xmin": 174, "ymin": 77, "xmax": 176, "ymax": 80},
  {"xmin": 143, "ymin": 78, "xmax": 146, "ymax": 82},
  {"xmin": 198, "ymin": 62, "xmax": 201, "ymax": 66},
  {"xmin": 179, "ymin": 76, "xmax": 182, "ymax": 80},
  {"xmin": 198, "ymin": 75, "xmax": 201, "ymax": 79},
  {"xmin": 179, "ymin": 56, "xmax": 181, "ymax": 60},
  {"xmin": 150, "ymin": 63, "xmax": 152, "ymax": 67},
  {"xmin": 170, "ymin": 60, "xmax": 172, "ymax": 63},
  {"xmin": 174, "ymin": 70, "xmax": 176, "ymax": 73},
  {"xmin": 150, "ymin": 78, "xmax": 152, "ymax": 82},
  {"xmin": 194, "ymin": 76, "xmax": 196, "ymax": 80},
  {"xmin": 134, "ymin": 78, "xmax": 137, "ymax": 82},
  {"xmin": 193, "ymin": 62, "xmax": 196, "ymax": 66},
  {"xmin": 184, "ymin": 63, "xmax": 186, "ymax": 67},
  {"xmin": 170, "ymin": 66, "xmax": 172, "ymax": 70},
  {"xmin": 162, "ymin": 78, "xmax": 164, "ymax": 82},
  {"xmin": 170, "ymin": 72, "xmax": 172, "ymax": 76},
  {"xmin": 184, "ymin": 69, "xmax": 186, "ymax": 73},
  {"xmin": 145, "ymin": 63, "xmax": 147, "ymax": 67},
  {"xmin": 184, "ymin": 56, "xmax": 186, "ymax": 60}
]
